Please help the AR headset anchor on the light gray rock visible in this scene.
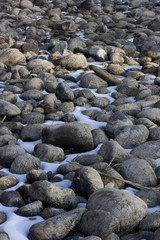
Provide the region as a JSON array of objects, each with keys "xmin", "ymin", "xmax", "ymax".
[
  {"xmin": 24, "ymin": 78, "xmax": 44, "ymax": 91},
  {"xmin": 10, "ymin": 153, "xmax": 41, "ymax": 174},
  {"xmin": 41, "ymin": 122, "xmax": 94, "ymax": 152},
  {"xmin": 34, "ymin": 143, "xmax": 64, "ymax": 162},
  {"xmin": 115, "ymin": 125, "xmax": 149, "ymax": 148},
  {"xmin": 22, "ymin": 112, "xmax": 45, "ymax": 124},
  {"xmin": 68, "ymin": 37, "xmax": 86, "ymax": 52},
  {"xmin": 0, "ymin": 228, "xmax": 9, "ymax": 240},
  {"xmin": 139, "ymin": 211, "xmax": 160, "ymax": 231},
  {"xmin": 72, "ymin": 166, "xmax": 104, "ymax": 198},
  {"xmin": 149, "ymin": 127, "xmax": 160, "ymax": 140},
  {"xmin": 136, "ymin": 189, "xmax": 160, "ymax": 207},
  {"xmin": 0, "ymin": 99, "xmax": 21, "ymax": 117},
  {"xmin": 114, "ymin": 103, "xmax": 140, "ymax": 116},
  {"xmin": 98, "ymin": 140, "xmax": 129, "ymax": 164},
  {"xmin": 89, "ymin": 46, "xmax": 107, "ymax": 61},
  {"xmin": 15, "ymin": 200, "xmax": 43, "ymax": 217},
  {"xmin": 79, "ymin": 73, "xmax": 108, "ymax": 89},
  {"xmin": 60, "ymin": 53, "xmax": 88, "ymax": 70},
  {"xmin": 0, "ymin": 145, "xmax": 26, "ymax": 167},
  {"xmin": 27, "ymin": 58, "xmax": 54, "ymax": 73},
  {"xmin": 120, "ymin": 158, "xmax": 157, "ymax": 187},
  {"xmin": 0, "ymin": 175, "xmax": 18, "ymax": 190},
  {"xmin": 28, "ymin": 208, "xmax": 86, "ymax": 240},
  {"xmin": 137, "ymin": 108, "xmax": 160, "ymax": 125},
  {"xmin": 80, "ymin": 188, "xmax": 148, "ymax": 238},
  {"xmin": 28, "ymin": 180, "xmax": 77, "ymax": 209},
  {"xmin": 0, "ymin": 212, "xmax": 7, "ymax": 224},
  {"xmin": 0, "ymin": 48, "xmax": 26, "ymax": 65},
  {"xmin": 131, "ymin": 140, "xmax": 160, "ymax": 159}
]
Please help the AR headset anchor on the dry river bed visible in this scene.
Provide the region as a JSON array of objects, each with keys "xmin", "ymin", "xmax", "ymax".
[{"xmin": 1, "ymin": 0, "xmax": 160, "ymax": 239}]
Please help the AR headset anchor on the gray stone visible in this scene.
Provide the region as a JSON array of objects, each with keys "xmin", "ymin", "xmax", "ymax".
[
  {"xmin": 10, "ymin": 153, "xmax": 40, "ymax": 174},
  {"xmin": 137, "ymin": 108, "xmax": 160, "ymax": 125},
  {"xmin": 68, "ymin": 37, "xmax": 86, "ymax": 53},
  {"xmin": 22, "ymin": 112, "xmax": 45, "ymax": 124},
  {"xmin": 28, "ymin": 208, "xmax": 86, "ymax": 240},
  {"xmin": 20, "ymin": 89, "xmax": 44, "ymax": 101},
  {"xmin": 20, "ymin": 124, "xmax": 45, "ymax": 141},
  {"xmin": 40, "ymin": 207, "xmax": 66, "ymax": 220},
  {"xmin": 0, "ymin": 145, "xmax": 26, "ymax": 168},
  {"xmin": 135, "ymin": 189, "xmax": 160, "ymax": 208},
  {"xmin": 60, "ymin": 53, "xmax": 88, "ymax": 70},
  {"xmin": 115, "ymin": 125, "xmax": 149, "ymax": 148},
  {"xmin": 34, "ymin": 143, "xmax": 64, "ymax": 162},
  {"xmin": 79, "ymin": 73, "xmax": 108, "ymax": 89},
  {"xmin": 139, "ymin": 211, "xmax": 160, "ymax": 231},
  {"xmin": 26, "ymin": 169, "xmax": 48, "ymax": 183},
  {"xmin": 80, "ymin": 188, "xmax": 148, "ymax": 238},
  {"xmin": 28, "ymin": 180, "xmax": 77, "ymax": 209},
  {"xmin": 15, "ymin": 200, "xmax": 43, "ymax": 217},
  {"xmin": 91, "ymin": 128, "xmax": 108, "ymax": 147},
  {"xmin": 56, "ymin": 82, "xmax": 74, "ymax": 102},
  {"xmin": 73, "ymin": 154, "xmax": 103, "ymax": 166},
  {"xmin": 41, "ymin": 122, "xmax": 94, "ymax": 152},
  {"xmin": 0, "ymin": 212, "xmax": 6, "ymax": 224},
  {"xmin": 72, "ymin": 166, "xmax": 104, "ymax": 198},
  {"xmin": 114, "ymin": 103, "xmax": 140, "ymax": 116},
  {"xmin": 131, "ymin": 140, "xmax": 160, "ymax": 159},
  {"xmin": 56, "ymin": 163, "xmax": 79, "ymax": 175},
  {"xmin": 120, "ymin": 158, "xmax": 157, "ymax": 187},
  {"xmin": 0, "ymin": 92, "xmax": 17, "ymax": 104},
  {"xmin": 24, "ymin": 78, "xmax": 44, "ymax": 91},
  {"xmin": 0, "ymin": 99, "xmax": 21, "ymax": 117},
  {"xmin": 27, "ymin": 58, "xmax": 54, "ymax": 73},
  {"xmin": 149, "ymin": 127, "xmax": 160, "ymax": 140},
  {"xmin": 89, "ymin": 46, "xmax": 107, "ymax": 61},
  {"xmin": 92, "ymin": 97, "xmax": 109, "ymax": 108},
  {"xmin": 98, "ymin": 140, "xmax": 129, "ymax": 164},
  {"xmin": 0, "ymin": 134, "xmax": 16, "ymax": 147},
  {"xmin": 0, "ymin": 228, "xmax": 9, "ymax": 240},
  {"xmin": 0, "ymin": 191, "xmax": 25, "ymax": 207}
]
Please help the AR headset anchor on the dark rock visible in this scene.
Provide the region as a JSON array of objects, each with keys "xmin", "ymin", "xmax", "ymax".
[
  {"xmin": 26, "ymin": 169, "xmax": 48, "ymax": 183},
  {"xmin": 21, "ymin": 112, "xmax": 45, "ymax": 124},
  {"xmin": 0, "ymin": 191, "xmax": 25, "ymax": 207},
  {"xmin": 40, "ymin": 207, "xmax": 66, "ymax": 220},
  {"xmin": 55, "ymin": 82, "xmax": 74, "ymax": 102},
  {"xmin": 20, "ymin": 124, "xmax": 45, "ymax": 141},
  {"xmin": 15, "ymin": 200, "xmax": 43, "ymax": 217}
]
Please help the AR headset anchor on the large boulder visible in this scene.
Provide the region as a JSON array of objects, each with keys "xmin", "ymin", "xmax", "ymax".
[
  {"xmin": 41, "ymin": 122, "xmax": 94, "ymax": 152},
  {"xmin": 80, "ymin": 188, "xmax": 148, "ymax": 238},
  {"xmin": 28, "ymin": 208, "xmax": 86, "ymax": 240},
  {"xmin": 28, "ymin": 180, "xmax": 77, "ymax": 209}
]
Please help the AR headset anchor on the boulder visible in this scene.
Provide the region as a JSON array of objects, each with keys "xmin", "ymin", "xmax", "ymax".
[
  {"xmin": 0, "ymin": 99, "xmax": 21, "ymax": 117},
  {"xmin": 60, "ymin": 53, "xmax": 88, "ymax": 70},
  {"xmin": 0, "ymin": 48, "xmax": 26, "ymax": 65},
  {"xmin": 80, "ymin": 188, "xmax": 148, "ymax": 238},
  {"xmin": 41, "ymin": 122, "xmax": 94, "ymax": 152}
]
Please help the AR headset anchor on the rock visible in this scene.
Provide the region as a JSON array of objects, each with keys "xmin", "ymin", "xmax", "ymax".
[
  {"xmin": 21, "ymin": 112, "xmax": 45, "ymax": 124},
  {"xmin": 20, "ymin": 89, "xmax": 44, "ymax": 101},
  {"xmin": 68, "ymin": 37, "xmax": 86, "ymax": 53},
  {"xmin": 56, "ymin": 163, "xmax": 79, "ymax": 175},
  {"xmin": 115, "ymin": 125, "xmax": 149, "ymax": 148},
  {"xmin": 28, "ymin": 180, "xmax": 77, "ymax": 209},
  {"xmin": 73, "ymin": 154, "xmax": 103, "ymax": 166},
  {"xmin": 90, "ymin": 65, "xmax": 121, "ymax": 86},
  {"xmin": 98, "ymin": 140, "xmax": 129, "ymax": 164},
  {"xmin": 0, "ymin": 134, "xmax": 16, "ymax": 147},
  {"xmin": 26, "ymin": 169, "xmax": 48, "ymax": 183},
  {"xmin": 24, "ymin": 78, "xmax": 44, "ymax": 91},
  {"xmin": 79, "ymin": 73, "xmax": 108, "ymax": 89},
  {"xmin": 0, "ymin": 99, "xmax": 21, "ymax": 117},
  {"xmin": 92, "ymin": 97, "xmax": 109, "ymax": 108},
  {"xmin": 107, "ymin": 64, "xmax": 125, "ymax": 75},
  {"xmin": 22, "ymin": 43, "xmax": 39, "ymax": 55},
  {"xmin": 27, "ymin": 58, "xmax": 54, "ymax": 73},
  {"xmin": 114, "ymin": 103, "xmax": 140, "ymax": 116},
  {"xmin": 20, "ymin": 0, "xmax": 33, "ymax": 8},
  {"xmin": 0, "ymin": 212, "xmax": 7, "ymax": 224},
  {"xmin": 88, "ymin": 46, "xmax": 107, "ymax": 61},
  {"xmin": 40, "ymin": 207, "xmax": 66, "ymax": 220},
  {"xmin": 0, "ymin": 145, "xmax": 26, "ymax": 168},
  {"xmin": 135, "ymin": 189, "xmax": 160, "ymax": 208},
  {"xmin": 10, "ymin": 153, "xmax": 41, "ymax": 174},
  {"xmin": 80, "ymin": 188, "xmax": 148, "ymax": 238},
  {"xmin": 120, "ymin": 158, "xmax": 157, "ymax": 187},
  {"xmin": 139, "ymin": 211, "xmax": 160, "ymax": 231},
  {"xmin": 137, "ymin": 108, "xmax": 160, "ymax": 125},
  {"xmin": 131, "ymin": 140, "xmax": 160, "ymax": 159},
  {"xmin": 15, "ymin": 200, "xmax": 43, "ymax": 217},
  {"xmin": 60, "ymin": 53, "xmax": 88, "ymax": 70},
  {"xmin": 57, "ymin": 102, "xmax": 74, "ymax": 113},
  {"xmin": 55, "ymin": 82, "xmax": 74, "ymax": 102},
  {"xmin": 149, "ymin": 127, "xmax": 160, "ymax": 140},
  {"xmin": 81, "ymin": 237, "xmax": 102, "ymax": 240},
  {"xmin": 0, "ymin": 228, "xmax": 9, "ymax": 240},
  {"xmin": 28, "ymin": 208, "xmax": 86, "ymax": 240},
  {"xmin": 41, "ymin": 122, "xmax": 94, "ymax": 152},
  {"xmin": 91, "ymin": 128, "xmax": 108, "ymax": 147},
  {"xmin": 0, "ymin": 92, "xmax": 17, "ymax": 104},
  {"xmin": 20, "ymin": 124, "xmax": 45, "ymax": 141},
  {"xmin": 0, "ymin": 175, "xmax": 18, "ymax": 190},
  {"xmin": 34, "ymin": 143, "xmax": 64, "ymax": 162},
  {"xmin": 0, "ymin": 48, "xmax": 26, "ymax": 65},
  {"xmin": 0, "ymin": 191, "xmax": 25, "ymax": 207},
  {"xmin": 106, "ymin": 111, "xmax": 133, "ymax": 138},
  {"xmin": 72, "ymin": 166, "xmax": 104, "ymax": 198}
]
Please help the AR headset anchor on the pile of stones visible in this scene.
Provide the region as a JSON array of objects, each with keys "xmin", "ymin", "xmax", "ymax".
[{"xmin": 0, "ymin": 0, "xmax": 160, "ymax": 239}]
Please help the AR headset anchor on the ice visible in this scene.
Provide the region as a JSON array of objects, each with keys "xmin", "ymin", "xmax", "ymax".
[{"xmin": 148, "ymin": 206, "xmax": 160, "ymax": 215}]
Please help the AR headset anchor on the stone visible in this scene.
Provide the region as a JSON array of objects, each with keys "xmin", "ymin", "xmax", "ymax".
[
  {"xmin": 80, "ymin": 188, "xmax": 148, "ymax": 238},
  {"xmin": 20, "ymin": 124, "xmax": 45, "ymax": 141},
  {"xmin": 55, "ymin": 82, "xmax": 74, "ymax": 102},
  {"xmin": 0, "ymin": 228, "xmax": 9, "ymax": 240},
  {"xmin": 24, "ymin": 78, "xmax": 44, "ymax": 91},
  {"xmin": 34, "ymin": 143, "xmax": 64, "ymax": 162},
  {"xmin": 120, "ymin": 158, "xmax": 157, "ymax": 187},
  {"xmin": 89, "ymin": 46, "xmax": 107, "ymax": 61},
  {"xmin": 0, "ymin": 175, "xmax": 18, "ymax": 190},
  {"xmin": 27, "ymin": 58, "xmax": 54, "ymax": 73},
  {"xmin": 28, "ymin": 180, "xmax": 77, "ymax": 209},
  {"xmin": 90, "ymin": 65, "xmax": 121, "ymax": 86},
  {"xmin": 72, "ymin": 166, "xmax": 104, "ymax": 198},
  {"xmin": 98, "ymin": 140, "xmax": 129, "ymax": 164},
  {"xmin": 0, "ymin": 134, "xmax": 16, "ymax": 147},
  {"xmin": 0, "ymin": 191, "xmax": 25, "ymax": 207},
  {"xmin": 28, "ymin": 208, "xmax": 86, "ymax": 240},
  {"xmin": 115, "ymin": 125, "xmax": 149, "ymax": 148},
  {"xmin": 79, "ymin": 73, "xmax": 108, "ymax": 89},
  {"xmin": 0, "ymin": 48, "xmax": 26, "ymax": 65},
  {"xmin": 0, "ymin": 145, "xmax": 26, "ymax": 168},
  {"xmin": 41, "ymin": 122, "xmax": 94, "ymax": 152},
  {"xmin": 0, "ymin": 212, "xmax": 7, "ymax": 224},
  {"xmin": 21, "ymin": 112, "xmax": 45, "ymax": 124},
  {"xmin": 139, "ymin": 211, "xmax": 160, "ymax": 231},
  {"xmin": 20, "ymin": 89, "xmax": 44, "ymax": 101},
  {"xmin": 0, "ymin": 99, "xmax": 21, "ymax": 117},
  {"xmin": 135, "ymin": 189, "xmax": 160, "ymax": 208},
  {"xmin": 60, "ymin": 53, "xmax": 88, "ymax": 70},
  {"xmin": 26, "ymin": 169, "xmax": 48, "ymax": 183},
  {"xmin": 15, "ymin": 200, "xmax": 43, "ymax": 217},
  {"xmin": 149, "ymin": 127, "xmax": 160, "ymax": 140},
  {"xmin": 137, "ymin": 108, "xmax": 160, "ymax": 125},
  {"xmin": 40, "ymin": 207, "xmax": 66, "ymax": 220},
  {"xmin": 73, "ymin": 154, "xmax": 103, "ymax": 166},
  {"xmin": 10, "ymin": 153, "xmax": 41, "ymax": 174},
  {"xmin": 68, "ymin": 37, "xmax": 86, "ymax": 53}
]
